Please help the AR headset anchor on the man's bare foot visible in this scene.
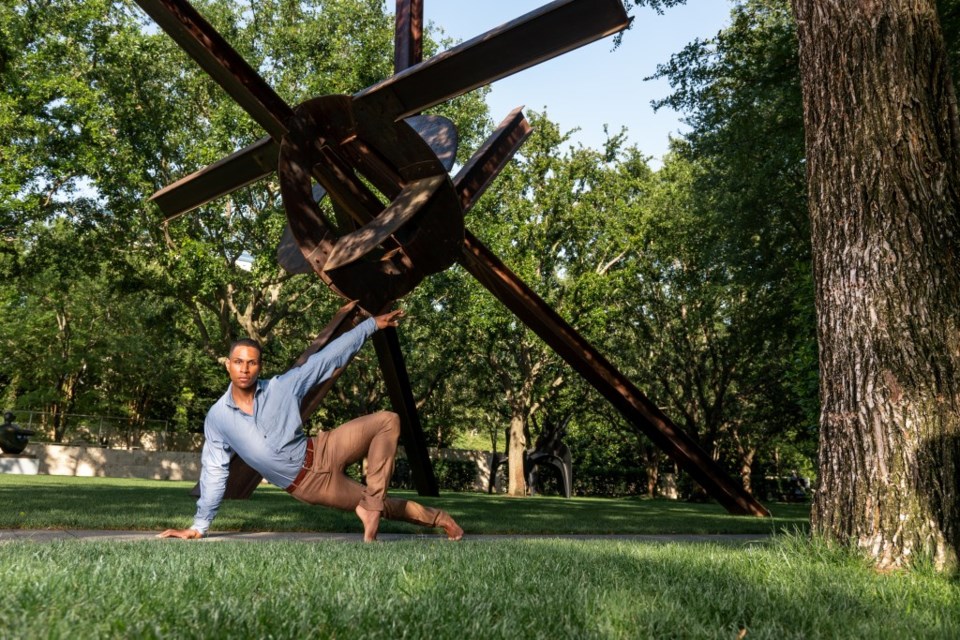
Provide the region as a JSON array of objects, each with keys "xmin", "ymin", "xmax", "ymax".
[
  {"xmin": 437, "ymin": 511, "xmax": 463, "ymax": 541},
  {"xmin": 355, "ymin": 504, "xmax": 381, "ymax": 542},
  {"xmin": 157, "ymin": 528, "xmax": 202, "ymax": 540}
]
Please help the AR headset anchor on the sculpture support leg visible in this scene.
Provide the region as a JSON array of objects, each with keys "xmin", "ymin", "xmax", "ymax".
[
  {"xmin": 372, "ymin": 328, "xmax": 440, "ymax": 496},
  {"xmin": 189, "ymin": 452, "xmax": 263, "ymax": 500},
  {"xmin": 458, "ymin": 231, "xmax": 769, "ymax": 517}
]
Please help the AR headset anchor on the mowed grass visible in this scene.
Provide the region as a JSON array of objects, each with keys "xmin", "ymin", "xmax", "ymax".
[
  {"xmin": 1, "ymin": 537, "xmax": 959, "ymax": 639},
  {"xmin": 0, "ymin": 474, "xmax": 807, "ymax": 536},
  {"xmin": 2, "ymin": 475, "xmax": 959, "ymax": 639}
]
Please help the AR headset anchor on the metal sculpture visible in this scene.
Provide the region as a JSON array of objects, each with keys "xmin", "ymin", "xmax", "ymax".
[
  {"xmin": 489, "ymin": 415, "xmax": 574, "ymax": 498},
  {"xmin": 135, "ymin": 0, "xmax": 768, "ymax": 516},
  {"xmin": 0, "ymin": 411, "xmax": 34, "ymax": 455}
]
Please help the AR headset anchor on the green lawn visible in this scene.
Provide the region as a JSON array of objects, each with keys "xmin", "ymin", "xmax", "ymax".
[
  {"xmin": 2, "ymin": 475, "xmax": 958, "ymax": 639},
  {"xmin": 0, "ymin": 474, "xmax": 807, "ymax": 536}
]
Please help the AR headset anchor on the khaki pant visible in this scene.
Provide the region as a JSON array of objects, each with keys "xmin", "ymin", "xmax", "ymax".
[{"xmin": 288, "ymin": 411, "xmax": 442, "ymax": 528}]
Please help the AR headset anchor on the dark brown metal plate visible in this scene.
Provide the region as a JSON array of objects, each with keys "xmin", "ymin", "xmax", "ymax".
[{"xmin": 355, "ymin": 0, "xmax": 629, "ymax": 118}]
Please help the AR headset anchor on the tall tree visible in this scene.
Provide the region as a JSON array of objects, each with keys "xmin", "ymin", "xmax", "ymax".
[
  {"xmin": 792, "ymin": 0, "xmax": 960, "ymax": 570},
  {"xmin": 428, "ymin": 113, "xmax": 656, "ymax": 496},
  {"xmin": 455, "ymin": 114, "xmax": 583, "ymax": 496},
  {"xmin": 647, "ymin": 0, "xmax": 818, "ymax": 493}
]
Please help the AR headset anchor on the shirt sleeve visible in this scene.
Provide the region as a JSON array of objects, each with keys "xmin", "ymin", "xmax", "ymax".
[
  {"xmin": 190, "ymin": 415, "xmax": 233, "ymax": 535},
  {"xmin": 283, "ymin": 316, "xmax": 378, "ymax": 400}
]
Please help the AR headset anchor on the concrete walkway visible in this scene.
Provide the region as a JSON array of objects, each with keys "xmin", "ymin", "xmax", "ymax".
[{"xmin": 0, "ymin": 529, "xmax": 770, "ymax": 544}]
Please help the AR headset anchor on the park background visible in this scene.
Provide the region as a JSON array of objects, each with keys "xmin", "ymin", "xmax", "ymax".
[
  {"xmin": 0, "ymin": 0, "xmax": 822, "ymax": 504},
  {"xmin": 4, "ymin": 1, "xmax": 960, "ymax": 637},
  {"xmin": 3, "ymin": 0, "xmax": 960, "ymax": 567}
]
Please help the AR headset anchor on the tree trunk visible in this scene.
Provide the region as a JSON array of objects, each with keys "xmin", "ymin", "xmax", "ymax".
[
  {"xmin": 507, "ymin": 412, "xmax": 527, "ymax": 496},
  {"xmin": 639, "ymin": 442, "xmax": 662, "ymax": 497},
  {"xmin": 739, "ymin": 450, "xmax": 755, "ymax": 496},
  {"xmin": 49, "ymin": 401, "xmax": 65, "ymax": 443},
  {"xmin": 646, "ymin": 464, "xmax": 659, "ymax": 498},
  {"xmin": 792, "ymin": 0, "xmax": 960, "ymax": 570},
  {"xmin": 732, "ymin": 427, "xmax": 756, "ymax": 495}
]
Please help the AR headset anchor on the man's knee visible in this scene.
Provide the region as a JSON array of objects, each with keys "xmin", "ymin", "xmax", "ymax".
[{"xmin": 380, "ymin": 411, "xmax": 401, "ymax": 438}]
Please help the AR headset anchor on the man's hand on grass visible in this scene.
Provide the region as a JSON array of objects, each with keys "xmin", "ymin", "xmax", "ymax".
[{"xmin": 157, "ymin": 528, "xmax": 202, "ymax": 540}]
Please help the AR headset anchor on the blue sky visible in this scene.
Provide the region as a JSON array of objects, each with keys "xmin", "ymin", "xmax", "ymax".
[{"xmin": 422, "ymin": 1, "xmax": 732, "ymax": 166}]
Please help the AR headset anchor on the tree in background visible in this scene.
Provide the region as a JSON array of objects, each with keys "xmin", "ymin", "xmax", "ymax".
[
  {"xmin": 792, "ymin": 0, "xmax": 960, "ymax": 570},
  {"xmin": 1, "ymin": 0, "xmax": 843, "ymax": 511},
  {"xmin": 0, "ymin": 0, "xmax": 489, "ymax": 435},
  {"xmin": 0, "ymin": 0, "xmax": 203, "ymax": 438},
  {"xmin": 624, "ymin": 0, "xmax": 817, "ymax": 495},
  {"xmin": 453, "ymin": 115, "xmax": 619, "ymax": 495}
]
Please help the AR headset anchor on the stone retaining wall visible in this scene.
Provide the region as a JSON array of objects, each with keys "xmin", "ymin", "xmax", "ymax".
[
  {"xmin": 17, "ymin": 443, "xmax": 496, "ymax": 490},
  {"xmin": 22, "ymin": 444, "xmax": 202, "ymax": 481},
  {"xmin": 432, "ymin": 447, "xmax": 494, "ymax": 492}
]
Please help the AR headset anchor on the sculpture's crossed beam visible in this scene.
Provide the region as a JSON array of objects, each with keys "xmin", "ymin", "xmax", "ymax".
[{"xmin": 136, "ymin": 0, "xmax": 768, "ymax": 516}]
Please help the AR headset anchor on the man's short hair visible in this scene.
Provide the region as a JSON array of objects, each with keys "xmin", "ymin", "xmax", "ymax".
[{"xmin": 229, "ymin": 338, "xmax": 262, "ymax": 359}]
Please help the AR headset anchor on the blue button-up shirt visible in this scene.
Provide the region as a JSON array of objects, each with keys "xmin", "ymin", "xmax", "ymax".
[{"xmin": 191, "ymin": 317, "xmax": 378, "ymax": 534}]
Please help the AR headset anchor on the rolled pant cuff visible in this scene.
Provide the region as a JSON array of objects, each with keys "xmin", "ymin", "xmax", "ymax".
[{"xmin": 359, "ymin": 494, "xmax": 385, "ymax": 513}]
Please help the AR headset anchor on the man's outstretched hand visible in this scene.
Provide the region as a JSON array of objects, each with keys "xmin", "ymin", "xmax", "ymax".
[
  {"xmin": 374, "ymin": 309, "xmax": 405, "ymax": 330},
  {"xmin": 157, "ymin": 528, "xmax": 202, "ymax": 540}
]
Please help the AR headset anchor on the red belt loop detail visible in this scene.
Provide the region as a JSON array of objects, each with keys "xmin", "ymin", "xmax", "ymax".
[{"xmin": 285, "ymin": 438, "xmax": 314, "ymax": 494}]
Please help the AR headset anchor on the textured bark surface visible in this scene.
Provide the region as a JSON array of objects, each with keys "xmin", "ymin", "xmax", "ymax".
[
  {"xmin": 507, "ymin": 413, "xmax": 527, "ymax": 496},
  {"xmin": 792, "ymin": 0, "xmax": 960, "ymax": 570}
]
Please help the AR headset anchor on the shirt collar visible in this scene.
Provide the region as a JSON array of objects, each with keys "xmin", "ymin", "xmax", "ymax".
[{"xmin": 224, "ymin": 379, "xmax": 265, "ymax": 409}]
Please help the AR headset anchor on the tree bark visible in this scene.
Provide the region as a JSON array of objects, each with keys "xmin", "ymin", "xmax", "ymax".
[
  {"xmin": 792, "ymin": 0, "xmax": 960, "ymax": 570},
  {"xmin": 507, "ymin": 411, "xmax": 528, "ymax": 496}
]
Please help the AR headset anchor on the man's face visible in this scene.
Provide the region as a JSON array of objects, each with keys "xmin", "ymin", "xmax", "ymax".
[{"xmin": 226, "ymin": 345, "xmax": 262, "ymax": 391}]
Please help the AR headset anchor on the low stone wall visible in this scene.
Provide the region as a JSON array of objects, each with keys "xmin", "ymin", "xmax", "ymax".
[
  {"xmin": 0, "ymin": 454, "xmax": 40, "ymax": 475},
  {"xmin": 15, "ymin": 443, "xmax": 496, "ymax": 489},
  {"xmin": 22, "ymin": 444, "xmax": 201, "ymax": 481},
  {"xmin": 432, "ymin": 447, "xmax": 494, "ymax": 493}
]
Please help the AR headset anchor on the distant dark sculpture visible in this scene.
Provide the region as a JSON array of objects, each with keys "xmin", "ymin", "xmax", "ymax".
[
  {"xmin": 784, "ymin": 470, "xmax": 810, "ymax": 503},
  {"xmin": 134, "ymin": 0, "xmax": 767, "ymax": 516},
  {"xmin": 526, "ymin": 415, "xmax": 573, "ymax": 499},
  {"xmin": 489, "ymin": 415, "xmax": 573, "ymax": 498},
  {"xmin": 0, "ymin": 411, "xmax": 35, "ymax": 455}
]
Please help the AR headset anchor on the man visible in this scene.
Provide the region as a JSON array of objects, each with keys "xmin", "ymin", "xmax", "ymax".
[{"xmin": 160, "ymin": 309, "xmax": 463, "ymax": 542}]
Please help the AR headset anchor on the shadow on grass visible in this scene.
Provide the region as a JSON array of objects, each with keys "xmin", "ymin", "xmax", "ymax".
[
  {"xmin": 2, "ymin": 535, "xmax": 955, "ymax": 638},
  {"xmin": 488, "ymin": 539, "xmax": 959, "ymax": 637},
  {"xmin": 0, "ymin": 474, "xmax": 809, "ymax": 536},
  {"xmin": 434, "ymin": 492, "xmax": 808, "ymax": 535}
]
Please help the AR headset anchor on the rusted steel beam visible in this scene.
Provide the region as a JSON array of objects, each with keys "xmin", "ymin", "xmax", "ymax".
[
  {"xmin": 323, "ymin": 175, "xmax": 447, "ymax": 273},
  {"xmin": 355, "ymin": 0, "xmax": 629, "ymax": 120},
  {"xmin": 457, "ymin": 231, "xmax": 770, "ymax": 517},
  {"xmin": 372, "ymin": 328, "xmax": 440, "ymax": 496},
  {"xmin": 394, "ymin": 0, "xmax": 424, "ymax": 72},
  {"xmin": 190, "ymin": 454, "xmax": 263, "ymax": 501},
  {"xmin": 453, "ymin": 107, "xmax": 532, "ymax": 213},
  {"xmin": 152, "ymin": 137, "xmax": 279, "ymax": 220},
  {"xmin": 133, "ymin": 0, "xmax": 293, "ymax": 140},
  {"xmin": 378, "ymin": 0, "xmax": 438, "ymax": 497}
]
